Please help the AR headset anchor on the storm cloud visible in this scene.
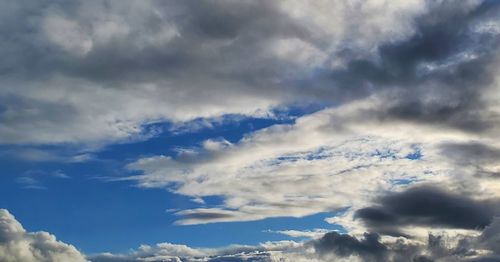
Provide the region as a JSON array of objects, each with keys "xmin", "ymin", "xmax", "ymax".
[
  {"xmin": 313, "ymin": 232, "xmax": 387, "ymax": 261},
  {"xmin": 355, "ymin": 185, "xmax": 500, "ymax": 235}
]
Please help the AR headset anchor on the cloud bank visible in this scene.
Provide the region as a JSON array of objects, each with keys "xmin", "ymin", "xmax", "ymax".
[
  {"xmin": 4, "ymin": 0, "xmax": 497, "ymax": 146},
  {"xmin": 2, "ymin": 207, "xmax": 500, "ymax": 261}
]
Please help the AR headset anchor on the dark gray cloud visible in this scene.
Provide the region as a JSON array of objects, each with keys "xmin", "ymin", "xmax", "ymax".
[
  {"xmin": 178, "ymin": 212, "xmax": 237, "ymax": 221},
  {"xmin": 439, "ymin": 142, "xmax": 500, "ymax": 177},
  {"xmin": 309, "ymin": 220, "xmax": 500, "ymax": 262},
  {"xmin": 306, "ymin": 0, "xmax": 500, "ymax": 132},
  {"xmin": 355, "ymin": 185, "xmax": 500, "ymax": 234},
  {"xmin": 313, "ymin": 231, "xmax": 387, "ymax": 261}
]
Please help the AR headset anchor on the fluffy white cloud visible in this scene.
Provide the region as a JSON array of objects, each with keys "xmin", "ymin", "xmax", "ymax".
[{"xmin": 0, "ymin": 209, "xmax": 87, "ymax": 262}]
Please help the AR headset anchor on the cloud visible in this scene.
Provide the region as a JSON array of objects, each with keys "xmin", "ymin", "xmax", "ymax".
[
  {"xmin": 89, "ymin": 240, "xmax": 309, "ymax": 262},
  {"xmin": 308, "ymin": 219, "xmax": 500, "ymax": 262},
  {"xmin": 266, "ymin": 228, "xmax": 331, "ymax": 239},
  {"xmin": 2, "ymin": 1, "xmax": 500, "ymax": 260},
  {"xmin": 0, "ymin": 209, "xmax": 87, "ymax": 262},
  {"xmin": 90, "ymin": 219, "xmax": 500, "ymax": 262},
  {"xmin": 110, "ymin": 0, "xmax": 500, "ymax": 230},
  {"xmin": 439, "ymin": 142, "xmax": 500, "ymax": 177},
  {"xmin": 15, "ymin": 170, "xmax": 70, "ymax": 190},
  {"xmin": 355, "ymin": 185, "xmax": 500, "ymax": 236},
  {"xmin": 120, "ymin": 1, "xmax": 500, "ymax": 229},
  {"xmin": 3, "ymin": 0, "xmax": 496, "ymax": 146},
  {"xmin": 313, "ymin": 232, "xmax": 387, "ymax": 261},
  {"xmin": 126, "ymin": 84, "xmax": 500, "ymax": 226},
  {"xmin": 2, "ymin": 208, "xmax": 500, "ymax": 262}
]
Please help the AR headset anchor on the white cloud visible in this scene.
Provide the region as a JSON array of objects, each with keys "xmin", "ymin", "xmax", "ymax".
[
  {"xmin": 126, "ymin": 92, "xmax": 500, "ymax": 232},
  {"xmin": 267, "ymin": 229, "xmax": 332, "ymax": 239},
  {"xmin": 90, "ymin": 239, "xmax": 315, "ymax": 262},
  {"xmin": 0, "ymin": 209, "xmax": 87, "ymax": 262}
]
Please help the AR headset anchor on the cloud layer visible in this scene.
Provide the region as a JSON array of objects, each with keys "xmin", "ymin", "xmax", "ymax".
[
  {"xmin": 2, "ymin": 207, "xmax": 500, "ymax": 261},
  {"xmin": 4, "ymin": 0, "xmax": 496, "ymax": 145}
]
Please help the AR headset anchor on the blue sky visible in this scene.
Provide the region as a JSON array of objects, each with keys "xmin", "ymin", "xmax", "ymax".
[{"xmin": 1, "ymin": 1, "xmax": 500, "ymax": 262}]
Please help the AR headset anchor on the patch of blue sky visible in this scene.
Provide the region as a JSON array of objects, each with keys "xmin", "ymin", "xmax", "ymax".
[
  {"xmin": 391, "ymin": 178, "xmax": 417, "ymax": 186},
  {"xmin": 371, "ymin": 148, "xmax": 399, "ymax": 160},
  {"xmin": 405, "ymin": 145, "xmax": 423, "ymax": 160},
  {"xmin": 304, "ymin": 147, "xmax": 332, "ymax": 161},
  {"xmin": 272, "ymin": 147, "xmax": 332, "ymax": 165}
]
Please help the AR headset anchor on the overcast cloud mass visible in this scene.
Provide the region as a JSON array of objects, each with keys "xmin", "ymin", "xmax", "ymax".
[{"xmin": 1, "ymin": 0, "xmax": 500, "ymax": 261}]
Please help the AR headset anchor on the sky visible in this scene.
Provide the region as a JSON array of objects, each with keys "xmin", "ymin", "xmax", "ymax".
[{"xmin": 0, "ymin": 0, "xmax": 500, "ymax": 261}]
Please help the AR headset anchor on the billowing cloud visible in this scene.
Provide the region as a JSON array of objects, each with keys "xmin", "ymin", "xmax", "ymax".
[
  {"xmin": 0, "ymin": 209, "xmax": 87, "ymax": 262},
  {"xmin": 3, "ymin": 0, "xmax": 497, "ymax": 146}
]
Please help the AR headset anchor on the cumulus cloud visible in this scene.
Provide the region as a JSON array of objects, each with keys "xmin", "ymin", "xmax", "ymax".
[
  {"xmin": 0, "ymin": 209, "xmax": 87, "ymax": 262},
  {"xmin": 3, "ymin": 0, "xmax": 496, "ymax": 146}
]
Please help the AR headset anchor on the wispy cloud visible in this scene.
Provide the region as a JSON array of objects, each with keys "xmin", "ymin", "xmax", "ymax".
[{"xmin": 16, "ymin": 170, "xmax": 71, "ymax": 190}]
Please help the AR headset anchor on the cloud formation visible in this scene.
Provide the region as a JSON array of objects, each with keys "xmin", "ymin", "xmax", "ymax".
[
  {"xmin": 4, "ymin": 0, "xmax": 497, "ymax": 146},
  {"xmin": 2, "ymin": 0, "xmax": 500, "ymax": 261},
  {"xmin": 355, "ymin": 185, "xmax": 500, "ymax": 235},
  {"xmin": 90, "ymin": 218, "xmax": 500, "ymax": 262},
  {"xmin": 107, "ymin": 0, "xmax": 500, "ymax": 236},
  {"xmin": 0, "ymin": 209, "xmax": 87, "ymax": 262},
  {"xmin": 2, "ymin": 208, "xmax": 500, "ymax": 262}
]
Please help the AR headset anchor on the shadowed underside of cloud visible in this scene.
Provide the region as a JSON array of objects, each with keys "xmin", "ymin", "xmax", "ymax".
[{"xmin": 355, "ymin": 185, "xmax": 500, "ymax": 235}]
